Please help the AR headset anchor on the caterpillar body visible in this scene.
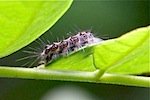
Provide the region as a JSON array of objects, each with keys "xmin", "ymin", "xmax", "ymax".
[{"xmin": 38, "ymin": 31, "xmax": 102, "ymax": 66}]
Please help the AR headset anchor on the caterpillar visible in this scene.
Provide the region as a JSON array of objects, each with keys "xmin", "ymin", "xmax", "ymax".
[
  {"xmin": 18, "ymin": 30, "xmax": 103, "ymax": 67},
  {"xmin": 38, "ymin": 31, "xmax": 102, "ymax": 66}
]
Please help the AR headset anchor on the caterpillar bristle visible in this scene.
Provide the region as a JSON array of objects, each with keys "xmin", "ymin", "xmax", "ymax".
[
  {"xmin": 23, "ymin": 50, "xmax": 39, "ymax": 55},
  {"xmin": 38, "ymin": 38, "xmax": 46, "ymax": 46},
  {"xmin": 28, "ymin": 56, "xmax": 40, "ymax": 68},
  {"xmin": 16, "ymin": 55, "xmax": 38, "ymax": 62},
  {"xmin": 28, "ymin": 46, "xmax": 40, "ymax": 52}
]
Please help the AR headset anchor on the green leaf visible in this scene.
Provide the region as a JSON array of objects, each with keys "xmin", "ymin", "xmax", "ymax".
[
  {"xmin": 94, "ymin": 26, "xmax": 149, "ymax": 74},
  {"xmin": 0, "ymin": 1, "xmax": 73, "ymax": 58},
  {"xmin": 47, "ymin": 47, "xmax": 96, "ymax": 71}
]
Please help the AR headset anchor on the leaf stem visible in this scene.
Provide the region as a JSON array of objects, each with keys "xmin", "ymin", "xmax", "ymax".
[{"xmin": 0, "ymin": 66, "xmax": 149, "ymax": 87}]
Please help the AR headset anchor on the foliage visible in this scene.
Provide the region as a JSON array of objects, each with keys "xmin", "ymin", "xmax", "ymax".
[{"xmin": 0, "ymin": 1, "xmax": 149, "ymax": 87}]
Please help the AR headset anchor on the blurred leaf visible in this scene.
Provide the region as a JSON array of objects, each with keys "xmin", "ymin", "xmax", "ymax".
[{"xmin": 0, "ymin": 1, "xmax": 73, "ymax": 58}]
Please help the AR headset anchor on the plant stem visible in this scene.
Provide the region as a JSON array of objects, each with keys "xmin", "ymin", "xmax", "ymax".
[
  {"xmin": 0, "ymin": 66, "xmax": 149, "ymax": 87},
  {"xmin": 100, "ymin": 73, "xmax": 150, "ymax": 87},
  {"xmin": 0, "ymin": 66, "xmax": 99, "ymax": 82}
]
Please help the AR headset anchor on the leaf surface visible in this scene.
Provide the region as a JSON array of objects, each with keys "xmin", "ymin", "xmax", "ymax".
[
  {"xmin": 0, "ymin": 1, "xmax": 73, "ymax": 58},
  {"xmin": 94, "ymin": 26, "xmax": 150, "ymax": 74}
]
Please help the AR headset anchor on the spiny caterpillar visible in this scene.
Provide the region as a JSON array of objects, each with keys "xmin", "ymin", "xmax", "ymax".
[
  {"xmin": 38, "ymin": 31, "xmax": 102, "ymax": 66},
  {"xmin": 19, "ymin": 30, "xmax": 102, "ymax": 67}
]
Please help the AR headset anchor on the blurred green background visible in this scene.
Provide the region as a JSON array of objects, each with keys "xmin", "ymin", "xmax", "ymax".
[{"xmin": 0, "ymin": 1, "xmax": 149, "ymax": 100}]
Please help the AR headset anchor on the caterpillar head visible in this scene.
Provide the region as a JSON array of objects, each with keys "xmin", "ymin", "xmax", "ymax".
[{"xmin": 78, "ymin": 31, "xmax": 94, "ymax": 45}]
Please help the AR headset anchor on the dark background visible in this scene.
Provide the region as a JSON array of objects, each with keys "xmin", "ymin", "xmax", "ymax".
[{"xmin": 0, "ymin": 1, "xmax": 149, "ymax": 100}]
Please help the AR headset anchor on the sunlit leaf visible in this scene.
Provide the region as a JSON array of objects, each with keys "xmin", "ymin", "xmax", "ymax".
[{"xmin": 94, "ymin": 26, "xmax": 149, "ymax": 74}]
